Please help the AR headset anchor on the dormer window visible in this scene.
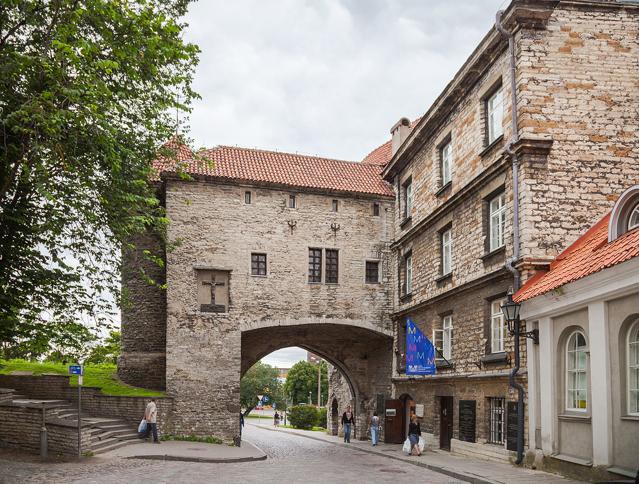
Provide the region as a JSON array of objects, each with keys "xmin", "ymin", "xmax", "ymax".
[{"xmin": 608, "ymin": 185, "xmax": 639, "ymax": 241}]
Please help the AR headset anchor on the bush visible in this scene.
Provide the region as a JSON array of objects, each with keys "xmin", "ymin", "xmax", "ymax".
[
  {"xmin": 288, "ymin": 405, "xmax": 319, "ymax": 430},
  {"xmin": 316, "ymin": 407, "xmax": 327, "ymax": 428}
]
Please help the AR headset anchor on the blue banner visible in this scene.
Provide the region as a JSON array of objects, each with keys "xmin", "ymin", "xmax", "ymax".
[{"xmin": 405, "ymin": 319, "xmax": 436, "ymax": 375}]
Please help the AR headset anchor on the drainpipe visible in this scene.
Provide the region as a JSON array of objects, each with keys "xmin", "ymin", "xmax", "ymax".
[{"xmin": 496, "ymin": 10, "xmax": 525, "ymax": 466}]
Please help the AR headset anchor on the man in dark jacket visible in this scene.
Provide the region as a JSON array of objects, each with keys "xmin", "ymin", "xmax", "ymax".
[{"xmin": 341, "ymin": 405, "xmax": 355, "ymax": 443}]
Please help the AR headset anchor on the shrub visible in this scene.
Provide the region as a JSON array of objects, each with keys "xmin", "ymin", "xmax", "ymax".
[
  {"xmin": 316, "ymin": 407, "xmax": 327, "ymax": 428},
  {"xmin": 288, "ymin": 405, "xmax": 319, "ymax": 430}
]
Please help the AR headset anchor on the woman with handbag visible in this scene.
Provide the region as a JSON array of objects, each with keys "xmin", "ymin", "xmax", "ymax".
[
  {"xmin": 370, "ymin": 412, "xmax": 380, "ymax": 446},
  {"xmin": 408, "ymin": 413, "xmax": 422, "ymax": 456}
]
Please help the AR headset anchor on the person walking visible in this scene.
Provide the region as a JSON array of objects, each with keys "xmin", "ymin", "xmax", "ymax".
[
  {"xmin": 408, "ymin": 414, "xmax": 422, "ymax": 456},
  {"xmin": 144, "ymin": 398, "xmax": 160, "ymax": 444},
  {"xmin": 341, "ymin": 405, "xmax": 355, "ymax": 443},
  {"xmin": 370, "ymin": 412, "xmax": 380, "ymax": 446},
  {"xmin": 273, "ymin": 411, "xmax": 280, "ymax": 427}
]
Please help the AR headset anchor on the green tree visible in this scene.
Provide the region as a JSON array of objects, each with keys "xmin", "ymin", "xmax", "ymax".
[
  {"xmin": 284, "ymin": 360, "xmax": 328, "ymax": 406},
  {"xmin": 85, "ymin": 330, "xmax": 121, "ymax": 365},
  {"xmin": 0, "ymin": 1, "xmax": 199, "ymax": 357},
  {"xmin": 240, "ymin": 361, "xmax": 283, "ymax": 416}
]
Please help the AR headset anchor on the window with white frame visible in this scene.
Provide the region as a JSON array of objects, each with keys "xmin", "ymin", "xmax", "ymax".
[
  {"xmin": 566, "ymin": 331, "xmax": 588, "ymax": 411},
  {"xmin": 489, "ymin": 193, "xmax": 506, "ymax": 251},
  {"xmin": 491, "ymin": 299, "xmax": 506, "ymax": 353},
  {"xmin": 403, "ymin": 181, "xmax": 413, "ymax": 219},
  {"xmin": 486, "ymin": 87, "xmax": 504, "ymax": 144},
  {"xmin": 441, "ymin": 228, "xmax": 452, "ymax": 275},
  {"xmin": 628, "ymin": 322, "xmax": 639, "ymax": 415},
  {"xmin": 488, "ymin": 397, "xmax": 506, "ymax": 445},
  {"xmin": 629, "ymin": 203, "xmax": 639, "ymax": 231},
  {"xmin": 441, "ymin": 140, "xmax": 452, "ymax": 186},
  {"xmin": 404, "ymin": 254, "xmax": 413, "ymax": 295},
  {"xmin": 434, "ymin": 315, "xmax": 453, "ymax": 360}
]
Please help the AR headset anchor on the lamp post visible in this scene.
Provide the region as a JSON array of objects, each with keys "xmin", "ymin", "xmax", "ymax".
[{"xmin": 501, "ymin": 291, "xmax": 538, "ymax": 465}]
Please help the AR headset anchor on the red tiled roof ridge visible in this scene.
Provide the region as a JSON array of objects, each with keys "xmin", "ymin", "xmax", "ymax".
[
  {"xmin": 209, "ymin": 145, "xmax": 359, "ymax": 165},
  {"xmin": 550, "ymin": 214, "xmax": 610, "ymax": 268}
]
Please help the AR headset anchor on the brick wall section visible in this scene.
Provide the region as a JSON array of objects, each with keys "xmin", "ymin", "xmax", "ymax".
[
  {"xmin": 163, "ymin": 179, "xmax": 394, "ymax": 441},
  {"xmin": 0, "ymin": 404, "xmax": 93, "ymax": 456},
  {"xmin": 517, "ymin": 3, "xmax": 639, "ymax": 260},
  {"xmin": 0, "ymin": 375, "xmax": 173, "ymax": 429},
  {"xmin": 119, "ymin": 231, "xmax": 167, "ymax": 390}
]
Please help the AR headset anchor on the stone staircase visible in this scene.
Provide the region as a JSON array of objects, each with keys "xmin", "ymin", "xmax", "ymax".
[{"xmin": 46, "ymin": 405, "xmax": 141, "ymax": 454}]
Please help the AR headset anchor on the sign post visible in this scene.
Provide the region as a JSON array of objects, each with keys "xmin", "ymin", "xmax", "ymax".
[
  {"xmin": 69, "ymin": 364, "xmax": 83, "ymax": 458},
  {"xmin": 257, "ymin": 394, "xmax": 263, "ymax": 424}
]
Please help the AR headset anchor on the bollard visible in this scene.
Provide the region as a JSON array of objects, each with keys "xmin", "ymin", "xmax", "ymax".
[{"xmin": 40, "ymin": 403, "xmax": 48, "ymax": 459}]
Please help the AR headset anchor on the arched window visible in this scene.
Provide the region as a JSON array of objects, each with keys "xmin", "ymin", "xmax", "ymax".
[
  {"xmin": 628, "ymin": 322, "xmax": 639, "ymax": 415},
  {"xmin": 628, "ymin": 203, "xmax": 639, "ymax": 232},
  {"xmin": 566, "ymin": 331, "xmax": 588, "ymax": 411}
]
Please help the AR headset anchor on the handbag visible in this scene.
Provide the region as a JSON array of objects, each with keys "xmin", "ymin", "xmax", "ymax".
[{"xmin": 402, "ymin": 437, "xmax": 412, "ymax": 454}]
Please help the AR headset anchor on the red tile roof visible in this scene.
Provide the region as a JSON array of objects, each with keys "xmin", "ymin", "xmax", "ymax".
[
  {"xmin": 515, "ymin": 214, "xmax": 639, "ymax": 302},
  {"xmin": 361, "ymin": 118, "xmax": 421, "ymax": 167},
  {"xmin": 154, "ymin": 143, "xmax": 394, "ymax": 197}
]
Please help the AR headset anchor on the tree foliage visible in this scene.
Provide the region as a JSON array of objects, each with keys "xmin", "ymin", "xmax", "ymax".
[
  {"xmin": 85, "ymin": 329, "xmax": 121, "ymax": 364},
  {"xmin": 0, "ymin": 1, "xmax": 199, "ymax": 356},
  {"xmin": 284, "ymin": 360, "xmax": 328, "ymax": 406},
  {"xmin": 240, "ymin": 361, "xmax": 284, "ymax": 416}
]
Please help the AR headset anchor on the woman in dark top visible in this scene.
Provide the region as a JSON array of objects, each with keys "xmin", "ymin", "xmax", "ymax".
[{"xmin": 408, "ymin": 414, "xmax": 422, "ymax": 456}]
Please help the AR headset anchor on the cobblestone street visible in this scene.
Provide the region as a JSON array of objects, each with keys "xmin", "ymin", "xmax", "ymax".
[{"xmin": 0, "ymin": 425, "xmax": 465, "ymax": 484}]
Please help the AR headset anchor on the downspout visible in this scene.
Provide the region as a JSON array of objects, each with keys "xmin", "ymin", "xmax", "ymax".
[{"xmin": 496, "ymin": 10, "xmax": 525, "ymax": 466}]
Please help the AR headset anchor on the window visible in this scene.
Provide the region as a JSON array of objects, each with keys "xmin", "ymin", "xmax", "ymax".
[
  {"xmin": 434, "ymin": 315, "xmax": 453, "ymax": 360},
  {"xmin": 441, "ymin": 228, "xmax": 452, "ymax": 275},
  {"xmin": 488, "ymin": 398, "xmax": 506, "ymax": 445},
  {"xmin": 489, "ymin": 193, "xmax": 506, "ymax": 251},
  {"xmin": 566, "ymin": 331, "xmax": 588, "ymax": 411},
  {"xmin": 628, "ymin": 322, "xmax": 639, "ymax": 415},
  {"xmin": 490, "ymin": 299, "xmax": 506, "ymax": 353},
  {"xmin": 325, "ymin": 249, "xmax": 339, "ymax": 284},
  {"xmin": 440, "ymin": 140, "xmax": 452, "ymax": 186},
  {"xmin": 245, "ymin": 191, "xmax": 252, "ymax": 204},
  {"xmin": 365, "ymin": 261, "xmax": 379, "ymax": 284},
  {"xmin": 289, "ymin": 194, "xmax": 296, "ymax": 209},
  {"xmin": 373, "ymin": 202, "xmax": 380, "ymax": 216},
  {"xmin": 629, "ymin": 204, "xmax": 639, "ymax": 231},
  {"xmin": 486, "ymin": 87, "xmax": 504, "ymax": 144},
  {"xmin": 251, "ymin": 253, "xmax": 267, "ymax": 276},
  {"xmin": 403, "ymin": 180, "xmax": 413, "ymax": 219},
  {"xmin": 308, "ymin": 248, "xmax": 322, "ymax": 283},
  {"xmin": 331, "ymin": 200, "xmax": 339, "ymax": 212},
  {"xmin": 403, "ymin": 254, "xmax": 413, "ymax": 295}
]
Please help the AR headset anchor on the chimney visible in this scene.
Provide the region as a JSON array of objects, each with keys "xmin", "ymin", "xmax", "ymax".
[{"xmin": 390, "ymin": 117, "xmax": 411, "ymax": 156}]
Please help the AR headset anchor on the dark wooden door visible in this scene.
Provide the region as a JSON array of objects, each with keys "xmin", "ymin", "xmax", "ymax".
[
  {"xmin": 439, "ymin": 396, "xmax": 453, "ymax": 450},
  {"xmin": 384, "ymin": 399, "xmax": 403, "ymax": 444}
]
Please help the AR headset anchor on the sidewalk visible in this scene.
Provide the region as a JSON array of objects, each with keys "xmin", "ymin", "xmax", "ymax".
[
  {"xmin": 101, "ymin": 439, "xmax": 266, "ymax": 463},
  {"xmin": 250, "ymin": 423, "xmax": 584, "ymax": 484}
]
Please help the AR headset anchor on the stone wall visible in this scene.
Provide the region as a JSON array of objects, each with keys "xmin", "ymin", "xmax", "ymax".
[
  {"xmin": 517, "ymin": 2, "xmax": 639, "ymax": 260},
  {"xmin": 162, "ymin": 178, "xmax": 395, "ymax": 442},
  {"xmin": 327, "ymin": 364, "xmax": 354, "ymax": 438},
  {"xmin": 118, "ymin": 231, "xmax": 167, "ymax": 390},
  {"xmin": 0, "ymin": 404, "xmax": 93, "ymax": 456},
  {"xmin": 0, "ymin": 375, "xmax": 173, "ymax": 429}
]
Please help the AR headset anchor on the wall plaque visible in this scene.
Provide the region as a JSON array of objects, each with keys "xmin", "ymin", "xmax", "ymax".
[
  {"xmin": 506, "ymin": 401, "xmax": 522, "ymax": 451},
  {"xmin": 458, "ymin": 400, "xmax": 476, "ymax": 443}
]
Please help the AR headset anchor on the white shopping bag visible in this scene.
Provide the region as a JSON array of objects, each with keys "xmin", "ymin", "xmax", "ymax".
[
  {"xmin": 402, "ymin": 437, "xmax": 412, "ymax": 454},
  {"xmin": 138, "ymin": 418, "xmax": 147, "ymax": 433},
  {"xmin": 418, "ymin": 436, "xmax": 425, "ymax": 452}
]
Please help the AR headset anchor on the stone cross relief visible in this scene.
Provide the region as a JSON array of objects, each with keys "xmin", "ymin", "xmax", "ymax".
[{"xmin": 200, "ymin": 274, "xmax": 227, "ymax": 313}]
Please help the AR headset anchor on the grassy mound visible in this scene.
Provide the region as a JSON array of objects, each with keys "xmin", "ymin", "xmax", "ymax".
[{"xmin": 0, "ymin": 359, "xmax": 164, "ymax": 397}]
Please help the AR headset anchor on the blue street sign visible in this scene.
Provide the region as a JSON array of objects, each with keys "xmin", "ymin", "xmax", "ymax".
[
  {"xmin": 69, "ymin": 365, "xmax": 82, "ymax": 375},
  {"xmin": 272, "ymin": 403, "xmax": 276, "ymax": 409},
  {"xmin": 262, "ymin": 395, "xmax": 270, "ymax": 403}
]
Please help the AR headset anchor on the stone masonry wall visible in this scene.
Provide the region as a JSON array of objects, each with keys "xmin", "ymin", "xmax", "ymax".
[
  {"xmin": 517, "ymin": 3, "xmax": 639, "ymax": 260},
  {"xmin": 327, "ymin": 364, "xmax": 354, "ymax": 438},
  {"xmin": 164, "ymin": 179, "xmax": 395, "ymax": 442}
]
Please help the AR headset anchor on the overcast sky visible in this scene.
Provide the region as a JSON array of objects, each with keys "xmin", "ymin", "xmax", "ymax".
[{"xmin": 181, "ymin": 0, "xmax": 508, "ymax": 367}]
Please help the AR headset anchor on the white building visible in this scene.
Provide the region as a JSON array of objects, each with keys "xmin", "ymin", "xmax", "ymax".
[{"xmin": 517, "ymin": 185, "xmax": 639, "ymax": 480}]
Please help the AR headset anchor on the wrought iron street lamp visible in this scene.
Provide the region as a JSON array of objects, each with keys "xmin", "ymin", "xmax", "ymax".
[{"xmin": 500, "ymin": 292, "xmax": 521, "ymax": 334}]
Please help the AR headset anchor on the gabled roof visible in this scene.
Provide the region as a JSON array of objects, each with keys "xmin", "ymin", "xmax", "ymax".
[
  {"xmin": 515, "ymin": 214, "xmax": 639, "ymax": 302},
  {"xmin": 154, "ymin": 143, "xmax": 394, "ymax": 198}
]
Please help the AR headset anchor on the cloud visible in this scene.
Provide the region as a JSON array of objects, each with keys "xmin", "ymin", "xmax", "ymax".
[
  {"xmin": 182, "ymin": 0, "xmax": 508, "ymax": 160},
  {"xmin": 261, "ymin": 347, "xmax": 309, "ymax": 368}
]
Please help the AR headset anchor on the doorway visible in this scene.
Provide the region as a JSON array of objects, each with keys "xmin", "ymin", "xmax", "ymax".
[
  {"xmin": 331, "ymin": 398, "xmax": 339, "ymax": 436},
  {"xmin": 400, "ymin": 393, "xmax": 415, "ymax": 440},
  {"xmin": 439, "ymin": 396, "xmax": 453, "ymax": 450},
  {"xmin": 383, "ymin": 399, "xmax": 403, "ymax": 443}
]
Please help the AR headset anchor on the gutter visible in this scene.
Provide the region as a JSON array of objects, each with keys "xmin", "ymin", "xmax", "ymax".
[{"xmin": 496, "ymin": 9, "xmax": 525, "ymax": 466}]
